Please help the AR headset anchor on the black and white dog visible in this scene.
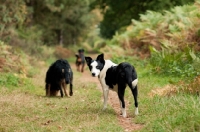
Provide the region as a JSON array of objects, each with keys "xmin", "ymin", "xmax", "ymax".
[
  {"xmin": 45, "ymin": 59, "xmax": 73, "ymax": 97},
  {"xmin": 85, "ymin": 54, "xmax": 138, "ymax": 117}
]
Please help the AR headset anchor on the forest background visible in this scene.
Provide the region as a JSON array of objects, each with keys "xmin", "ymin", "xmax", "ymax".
[
  {"xmin": 0, "ymin": 0, "xmax": 200, "ymax": 131},
  {"xmin": 0, "ymin": 0, "xmax": 196, "ymax": 46}
]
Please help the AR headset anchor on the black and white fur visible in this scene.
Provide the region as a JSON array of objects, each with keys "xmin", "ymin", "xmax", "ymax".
[{"xmin": 85, "ymin": 54, "xmax": 138, "ymax": 117}]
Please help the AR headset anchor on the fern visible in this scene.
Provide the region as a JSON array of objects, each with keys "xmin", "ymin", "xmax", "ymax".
[
  {"xmin": 150, "ymin": 46, "xmax": 200, "ymax": 78},
  {"xmin": 111, "ymin": 1, "xmax": 200, "ymax": 50}
]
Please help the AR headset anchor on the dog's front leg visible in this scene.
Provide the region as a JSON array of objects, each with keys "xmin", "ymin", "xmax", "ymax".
[
  {"xmin": 81, "ymin": 63, "xmax": 85, "ymax": 72},
  {"xmin": 102, "ymin": 88, "xmax": 109, "ymax": 110},
  {"xmin": 62, "ymin": 83, "xmax": 69, "ymax": 97},
  {"xmin": 59, "ymin": 85, "xmax": 64, "ymax": 97},
  {"xmin": 69, "ymin": 83, "xmax": 73, "ymax": 96}
]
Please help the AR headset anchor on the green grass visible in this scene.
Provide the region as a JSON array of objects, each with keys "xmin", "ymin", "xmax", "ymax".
[
  {"xmin": 0, "ymin": 66, "xmax": 123, "ymax": 132},
  {"xmin": 110, "ymin": 57, "xmax": 200, "ymax": 131},
  {"xmin": 136, "ymin": 94, "xmax": 200, "ymax": 132},
  {"xmin": 129, "ymin": 63, "xmax": 200, "ymax": 132},
  {"xmin": 1, "ymin": 55, "xmax": 200, "ymax": 132},
  {"xmin": 0, "ymin": 84, "xmax": 122, "ymax": 132}
]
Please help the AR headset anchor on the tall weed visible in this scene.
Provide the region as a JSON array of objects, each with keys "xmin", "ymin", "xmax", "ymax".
[{"xmin": 150, "ymin": 46, "xmax": 200, "ymax": 78}]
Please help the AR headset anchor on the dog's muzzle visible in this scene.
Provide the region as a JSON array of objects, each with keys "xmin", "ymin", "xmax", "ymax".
[
  {"xmin": 65, "ymin": 79, "xmax": 70, "ymax": 84},
  {"xmin": 92, "ymin": 73, "xmax": 96, "ymax": 77}
]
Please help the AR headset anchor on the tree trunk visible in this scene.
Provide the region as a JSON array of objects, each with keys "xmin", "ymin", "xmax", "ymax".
[{"xmin": 59, "ymin": 30, "xmax": 63, "ymax": 46}]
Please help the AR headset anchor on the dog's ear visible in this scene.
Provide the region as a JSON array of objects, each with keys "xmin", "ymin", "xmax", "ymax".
[
  {"xmin": 85, "ymin": 57, "xmax": 92, "ymax": 66},
  {"xmin": 75, "ymin": 54, "xmax": 79, "ymax": 58},
  {"xmin": 96, "ymin": 54, "xmax": 104, "ymax": 63}
]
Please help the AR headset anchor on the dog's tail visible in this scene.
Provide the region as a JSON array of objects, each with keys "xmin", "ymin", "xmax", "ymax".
[{"xmin": 125, "ymin": 65, "xmax": 138, "ymax": 89}]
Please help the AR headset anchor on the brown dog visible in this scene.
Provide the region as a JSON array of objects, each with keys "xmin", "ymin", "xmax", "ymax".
[{"xmin": 75, "ymin": 49, "xmax": 85, "ymax": 72}]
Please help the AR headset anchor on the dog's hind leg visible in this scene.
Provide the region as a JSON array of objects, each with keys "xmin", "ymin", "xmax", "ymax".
[
  {"xmin": 118, "ymin": 84, "xmax": 127, "ymax": 117},
  {"xmin": 46, "ymin": 84, "xmax": 50, "ymax": 96},
  {"xmin": 130, "ymin": 85, "xmax": 139, "ymax": 115},
  {"xmin": 128, "ymin": 78, "xmax": 139, "ymax": 115}
]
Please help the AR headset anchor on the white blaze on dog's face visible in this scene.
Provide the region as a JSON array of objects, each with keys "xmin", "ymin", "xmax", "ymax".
[
  {"xmin": 90, "ymin": 61, "xmax": 101, "ymax": 77},
  {"xmin": 85, "ymin": 54, "xmax": 105, "ymax": 77}
]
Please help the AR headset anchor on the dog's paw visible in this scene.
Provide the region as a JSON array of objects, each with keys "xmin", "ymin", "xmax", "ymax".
[
  {"xmin": 122, "ymin": 113, "xmax": 127, "ymax": 118},
  {"xmin": 122, "ymin": 115, "xmax": 127, "ymax": 118},
  {"xmin": 122, "ymin": 109, "xmax": 127, "ymax": 118},
  {"xmin": 70, "ymin": 92, "xmax": 73, "ymax": 96},
  {"xmin": 102, "ymin": 106, "xmax": 107, "ymax": 111},
  {"xmin": 135, "ymin": 107, "xmax": 139, "ymax": 115},
  {"xmin": 120, "ymin": 113, "xmax": 127, "ymax": 118}
]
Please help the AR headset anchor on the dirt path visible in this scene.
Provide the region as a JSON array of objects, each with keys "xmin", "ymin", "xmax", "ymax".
[
  {"xmin": 74, "ymin": 63, "xmax": 143, "ymax": 131},
  {"xmin": 36, "ymin": 58, "xmax": 143, "ymax": 131}
]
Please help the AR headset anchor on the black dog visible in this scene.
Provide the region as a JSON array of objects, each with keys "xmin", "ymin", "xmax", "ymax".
[
  {"xmin": 45, "ymin": 59, "xmax": 73, "ymax": 97},
  {"xmin": 75, "ymin": 49, "xmax": 85, "ymax": 72},
  {"xmin": 85, "ymin": 54, "xmax": 138, "ymax": 117}
]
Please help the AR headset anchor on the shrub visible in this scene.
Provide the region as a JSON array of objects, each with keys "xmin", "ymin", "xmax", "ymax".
[
  {"xmin": 109, "ymin": 3, "xmax": 200, "ymax": 57},
  {"xmin": 149, "ymin": 46, "xmax": 200, "ymax": 78},
  {"xmin": 0, "ymin": 73, "xmax": 19, "ymax": 88},
  {"xmin": 54, "ymin": 46, "xmax": 72, "ymax": 59},
  {"xmin": 0, "ymin": 0, "xmax": 27, "ymax": 41},
  {"xmin": 178, "ymin": 75, "xmax": 200, "ymax": 95}
]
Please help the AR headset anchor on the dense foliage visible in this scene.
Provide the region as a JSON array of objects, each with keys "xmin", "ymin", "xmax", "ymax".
[
  {"xmin": 90, "ymin": 0, "xmax": 195, "ymax": 38},
  {"xmin": 0, "ymin": 0, "xmax": 27, "ymax": 40},
  {"xmin": 109, "ymin": 3, "xmax": 200, "ymax": 53},
  {"xmin": 97, "ymin": 1, "xmax": 200, "ymax": 80},
  {"xmin": 0, "ymin": 0, "xmax": 95, "ymax": 46},
  {"xmin": 27, "ymin": 0, "xmax": 93, "ymax": 45},
  {"xmin": 150, "ymin": 46, "xmax": 200, "ymax": 78}
]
